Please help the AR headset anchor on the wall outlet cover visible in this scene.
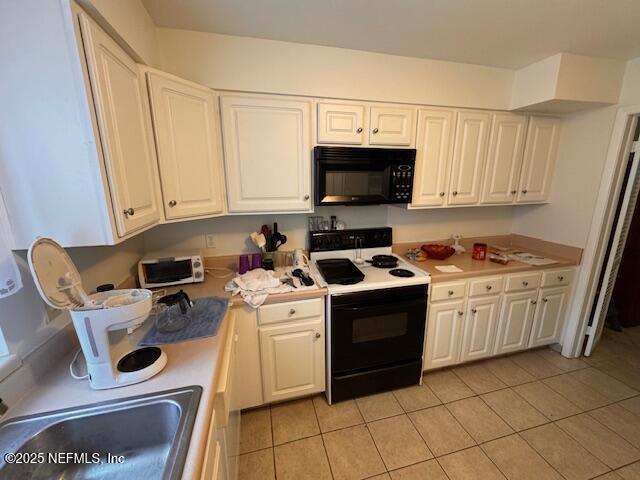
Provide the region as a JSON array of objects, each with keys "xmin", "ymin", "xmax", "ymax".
[{"xmin": 205, "ymin": 234, "xmax": 216, "ymax": 249}]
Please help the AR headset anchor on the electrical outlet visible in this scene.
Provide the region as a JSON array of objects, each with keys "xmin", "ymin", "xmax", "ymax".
[{"xmin": 205, "ymin": 234, "xmax": 216, "ymax": 249}]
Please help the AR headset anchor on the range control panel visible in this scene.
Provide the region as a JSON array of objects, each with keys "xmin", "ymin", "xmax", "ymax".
[{"xmin": 309, "ymin": 227, "xmax": 392, "ymax": 252}]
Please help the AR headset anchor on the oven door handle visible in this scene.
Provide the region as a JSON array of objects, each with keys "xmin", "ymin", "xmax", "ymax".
[{"xmin": 334, "ymin": 298, "xmax": 426, "ymax": 312}]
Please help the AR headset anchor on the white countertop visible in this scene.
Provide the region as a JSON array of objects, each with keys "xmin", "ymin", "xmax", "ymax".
[{"xmin": 4, "ymin": 310, "xmax": 233, "ymax": 480}]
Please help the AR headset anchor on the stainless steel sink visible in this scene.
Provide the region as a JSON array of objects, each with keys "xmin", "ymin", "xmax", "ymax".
[{"xmin": 0, "ymin": 386, "xmax": 202, "ymax": 480}]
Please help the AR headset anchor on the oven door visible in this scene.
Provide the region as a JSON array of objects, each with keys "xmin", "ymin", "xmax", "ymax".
[{"xmin": 330, "ymin": 285, "xmax": 427, "ymax": 375}]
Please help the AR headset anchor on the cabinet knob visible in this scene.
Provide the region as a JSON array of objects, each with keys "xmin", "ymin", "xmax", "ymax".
[
  {"xmin": 486, "ymin": 285, "xmax": 492, "ymax": 291},
  {"xmin": 289, "ymin": 309, "xmax": 296, "ymax": 315},
  {"xmin": 372, "ymin": 128, "xmax": 379, "ymax": 134},
  {"xmin": 543, "ymin": 298, "xmax": 548, "ymax": 303},
  {"xmin": 471, "ymin": 308, "xmax": 477, "ymax": 314},
  {"xmin": 439, "ymin": 192, "xmax": 445, "ymax": 197},
  {"xmin": 557, "ymin": 275, "xmax": 564, "ymax": 281},
  {"xmin": 356, "ymin": 127, "xmax": 363, "ymax": 133},
  {"xmin": 448, "ymin": 290, "xmax": 454, "ymax": 296},
  {"xmin": 304, "ymin": 194, "xmax": 310, "ymax": 200},
  {"xmin": 315, "ymin": 332, "xmax": 321, "ymax": 339},
  {"xmin": 511, "ymin": 190, "xmax": 517, "ymax": 195},
  {"xmin": 522, "ymin": 189, "xmax": 528, "ymax": 194},
  {"xmin": 123, "ymin": 207, "xmax": 135, "ymax": 217},
  {"xmin": 522, "ymin": 281, "xmax": 529, "ymax": 287},
  {"xmin": 457, "ymin": 310, "xmax": 464, "ymax": 316},
  {"xmin": 168, "ymin": 200, "xmax": 177, "ymax": 207},
  {"xmin": 531, "ymin": 300, "xmax": 537, "ymax": 305},
  {"xmin": 452, "ymin": 191, "xmax": 458, "ymax": 196}
]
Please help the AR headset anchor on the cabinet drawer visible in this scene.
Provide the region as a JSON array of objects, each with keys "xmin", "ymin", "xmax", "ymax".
[
  {"xmin": 258, "ymin": 298, "xmax": 323, "ymax": 326},
  {"xmin": 431, "ymin": 281, "xmax": 466, "ymax": 302},
  {"xmin": 468, "ymin": 276, "xmax": 503, "ymax": 297},
  {"xmin": 505, "ymin": 272, "xmax": 542, "ymax": 292},
  {"xmin": 541, "ymin": 268, "xmax": 574, "ymax": 287}
]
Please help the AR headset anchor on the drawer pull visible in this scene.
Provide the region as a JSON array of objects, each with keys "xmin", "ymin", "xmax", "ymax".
[
  {"xmin": 315, "ymin": 332, "xmax": 321, "ymax": 339},
  {"xmin": 457, "ymin": 310, "xmax": 464, "ymax": 316},
  {"xmin": 471, "ymin": 308, "xmax": 477, "ymax": 314},
  {"xmin": 542, "ymin": 298, "xmax": 548, "ymax": 303},
  {"xmin": 557, "ymin": 275, "xmax": 564, "ymax": 281},
  {"xmin": 448, "ymin": 290, "xmax": 454, "ymax": 296},
  {"xmin": 356, "ymin": 127, "xmax": 363, "ymax": 133},
  {"xmin": 486, "ymin": 285, "xmax": 492, "ymax": 291},
  {"xmin": 531, "ymin": 300, "xmax": 537, "ymax": 305},
  {"xmin": 289, "ymin": 309, "xmax": 296, "ymax": 315},
  {"xmin": 522, "ymin": 281, "xmax": 529, "ymax": 287}
]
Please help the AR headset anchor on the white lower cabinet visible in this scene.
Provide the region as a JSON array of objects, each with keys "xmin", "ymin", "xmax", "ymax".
[
  {"xmin": 529, "ymin": 286, "xmax": 569, "ymax": 347},
  {"xmin": 494, "ymin": 291, "xmax": 538, "ymax": 354},
  {"xmin": 424, "ymin": 300, "xmax": 465, "ymax": 369},
  {"xmin": 460, "ymin": 295, "xmax": 501, "ymax": 362}
]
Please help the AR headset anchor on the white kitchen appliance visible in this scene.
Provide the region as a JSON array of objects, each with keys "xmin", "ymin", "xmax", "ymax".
[
  {"xmin": 28, "ymin": 238, "xmax": 167, "ymax": 389},
  {"xmin": 138, "ymin": 252, "xmax": 204, "ymax": 288}
]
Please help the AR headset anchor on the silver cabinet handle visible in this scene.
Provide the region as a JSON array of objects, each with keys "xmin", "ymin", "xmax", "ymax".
[
  {"xmin": 452, "ymin": 191, "xmax": 458, "ymax": 196},
  {"xmin": 123, "ymin": 208, "xmax": 135, "ymax": 217},
  {"xmin": 522, "ymin": 281, "xmax": 529, "ymax": 287},
  {"xmin": 522, "ymin": 189, "xmax": 528, "ymax": 194},
  {"xmin": 315, "ymin": 332, "xmax": 321, "ymax": 339},
  {"xmin": 168, "ymin": 200, "xmax": 177, "ymax": 207},
  {"xmin": 471, "ymin": 308, "xmax": 477, "ymax": 314},
  {"xmin": 372, "ymin": 128, "xmax": 379, "ymax": 134},
  {"xmin": 486, "ymin": 285, "xmax": 492, "ymax": 291},
  {"xmin": 439, "ymin": 192, "xmax": 445, "ymax": 197},
  {"xmin": 289, "ymin": 309, "xmax": 296, "ymax": 315},
  {"xmin": 531, "ymin": 300, "xmax": 537, "ymax": 305},
  {"xmin": 543, "ymin": 298, "xmax": 548, "ymax": 303},
  {"xmin": 457, "ymin": 310, "xmax": 464, "ymax": 316},
  {"xmin": 356, "ymin": 127, "xmax": 363, "ymax": 133},
  {"xmin": 448, "ymin": 290, "xmax": 454, "ymax": 296},
  {"xmin": 304, "ymin": 194, "xmax": 310, "ymax": 200},
  {"xmin": 511, "ymin": 190, "xmax": 517, "ymax": 194},
  {"xmin": 557, "ymin": 275, "xmax": 564, "ymax": 281}
]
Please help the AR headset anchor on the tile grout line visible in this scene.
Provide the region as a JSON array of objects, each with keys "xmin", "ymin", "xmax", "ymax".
[
  {"xmin": 353, "ymin": 395, "xmax": 391, "ymax": 476},
  {"xmin": 310, "ymin": 396, "xmax": 336, "ymax": 480}
]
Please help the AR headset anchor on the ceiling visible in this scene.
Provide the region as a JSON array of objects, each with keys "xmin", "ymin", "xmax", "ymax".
[{"xmin": 142, "ymin": 0, "xmax": 640, "ymax": 69}]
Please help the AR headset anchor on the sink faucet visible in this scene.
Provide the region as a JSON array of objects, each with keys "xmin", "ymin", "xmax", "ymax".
[{"xmin": 0, "ymin": 398, "xmax": 8, "ymax": 417}]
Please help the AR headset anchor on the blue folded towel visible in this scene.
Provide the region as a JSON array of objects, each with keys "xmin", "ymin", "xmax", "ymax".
[{"xmin": 139, "ymin": 296, "xmax": 229, "ymax": 346}]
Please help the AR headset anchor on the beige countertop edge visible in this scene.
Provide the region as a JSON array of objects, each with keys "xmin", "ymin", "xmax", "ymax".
[{"xmin": 5, "ymin": 311, "xmax": 234, "ymax": 480}]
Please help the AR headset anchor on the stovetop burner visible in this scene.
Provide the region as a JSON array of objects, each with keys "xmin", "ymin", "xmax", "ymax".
[{"xmin": 389, "ymin": 268, "xmax": 415, "ymax": 278}]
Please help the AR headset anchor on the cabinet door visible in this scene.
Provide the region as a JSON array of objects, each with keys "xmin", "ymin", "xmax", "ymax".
[
  {"xmin": 517, "ymin": 116, "xmax": 560, "ymax": 203},
  {"xmin": 147, "ymin": 71, "xmax": 225, "ymax": 220},
  {"xmin": 424, "ymin": 300, "xmax": 464, "ymax": 370},
  {"xmin": 411, "ymin": 108, "xmax": 455, "ymax": 207},
  {"xmin": 529, "ymin": 286, "xmax": 569, "ymax": 347},
  {"xmin": 317, "ymin": 102, "xmax": 365, "ymax": 144},
  {"xmin": 460, "ymin": 296, "xmax": 501, "ymax": 362},
  {"xmin": 259, "ymin": 318, "xmax": 325, "ymax": 402},
  {"xmin": 494, "ymin": 291, "xmax": 537, "ymax": 355},
  {"xmin": 220, "ymin": 95, "xmax": 312, "ymax": 212},
  {"xmin": 448, "ymin": 111, "xmax": 491, "ymax": 205},
  {"xmin": 79, "ymin": 14, "xmax": 160, "ymax": 236},
  {"xmin": 480, "ymin": 113, "xmax": 528, "ymax": 204},
  {"xmin": 369, "ymin": 106, "xmax": 416, "ymax": 146}
]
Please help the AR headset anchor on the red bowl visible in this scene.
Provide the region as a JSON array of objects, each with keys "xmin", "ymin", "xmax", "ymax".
[{"xmin": 421, "ymin": 244, "xmax": 455, "ymax": 260}]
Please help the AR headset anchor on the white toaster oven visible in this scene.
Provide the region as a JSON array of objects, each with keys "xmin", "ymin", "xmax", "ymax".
[{"xmin": 138, "ymin": 253, "xmax": 205, "ymax": 288}]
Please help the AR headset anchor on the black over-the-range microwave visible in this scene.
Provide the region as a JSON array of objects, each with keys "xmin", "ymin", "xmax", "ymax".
[{"xmin": 313, "ymin": 146, "xmax": 416, "ymax": 206}]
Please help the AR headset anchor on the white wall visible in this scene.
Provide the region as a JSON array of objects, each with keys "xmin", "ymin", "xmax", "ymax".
[
  {"xmin": 156, "ymin": 29, "xmax": 514, "ymax": 110},
  {"xmin": 512, "ymin": 57, "xmax": 640, "ymax": 247}
]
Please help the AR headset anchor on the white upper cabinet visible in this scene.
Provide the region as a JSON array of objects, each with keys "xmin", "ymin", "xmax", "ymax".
[
  {"xmin": 517, "ymin": 116, "xmax": 560, "ymax": 203},
  {"xmin": 220, "ymin": 94, "xmax": 313, "ymax": 213},
  {"xmin": 146, "ymin": 70, "xmax": 225, "ymax": 220},
  {"xmin": 480, "ymin": 113, "xmax": 528, "ymax": 204},
  {"xmin": 317, "ymin": 102, "xmax": 366, "ymax": 144},
  {"xmin": 79, "ymin": 14, "xmax": 160, "ymax": 237},
  {"xmin": 369, "ymin": 106, "xmax": 416, "ymax": 146},
  {"xmin": 411, "ymin": 108, "xmax": 455, "ymax": 207},
  {"xmin": 448, "ymin": 111, "xmax": 491, "ymax": 206}
]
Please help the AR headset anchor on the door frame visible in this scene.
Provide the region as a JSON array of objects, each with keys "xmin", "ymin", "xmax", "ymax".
[{"xmin": 562, "ymin": 104, "xmax": 640, "ymax": 357}]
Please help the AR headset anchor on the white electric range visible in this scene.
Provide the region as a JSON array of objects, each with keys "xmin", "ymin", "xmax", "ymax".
[{"xmin": 308, "ymin": 227, "xmax": 430, "ymax": 404}]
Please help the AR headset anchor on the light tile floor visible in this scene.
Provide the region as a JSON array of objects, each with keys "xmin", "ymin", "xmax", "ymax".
[{"xmin": 239, "ymin": 326, "xmax": 640, "ymax": 480}]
